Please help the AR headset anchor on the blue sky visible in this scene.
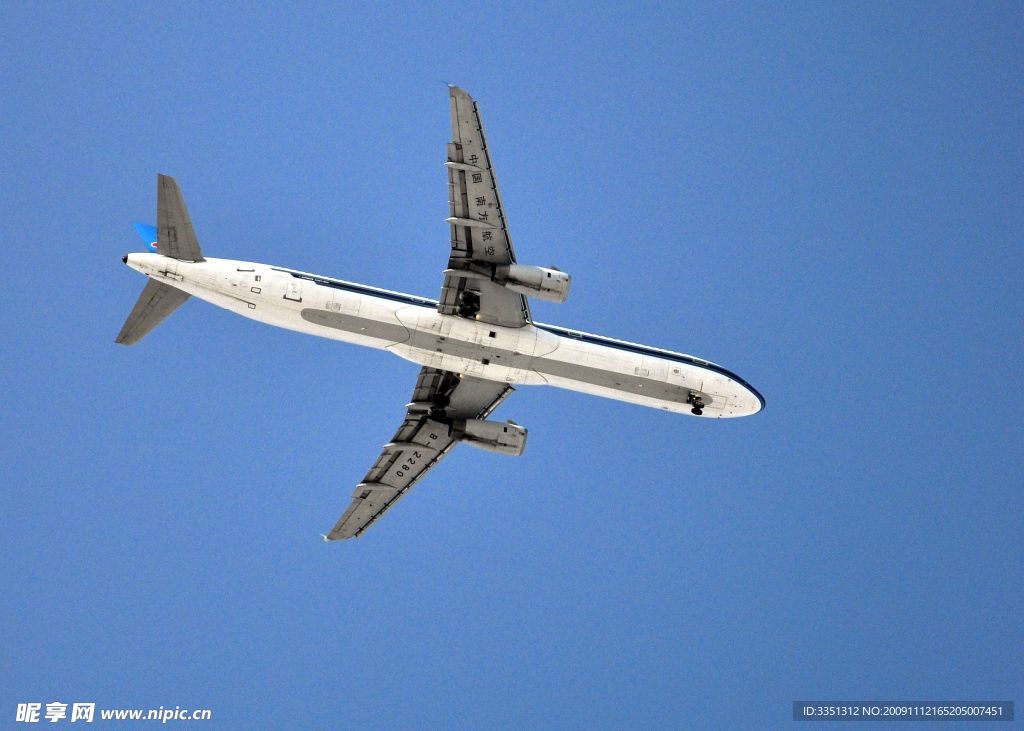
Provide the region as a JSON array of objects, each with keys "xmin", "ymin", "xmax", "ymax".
[{"xmin": 1, "ymin": 3, "xmax": 1021, "ymax": 728}]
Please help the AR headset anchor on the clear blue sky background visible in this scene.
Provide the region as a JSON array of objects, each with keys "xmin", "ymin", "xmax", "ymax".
[{"xmin": 1, "ymin": 3, "xmax": 1021, "ymax": 729}]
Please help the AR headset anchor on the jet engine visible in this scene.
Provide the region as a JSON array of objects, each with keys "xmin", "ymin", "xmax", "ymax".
[
  {"xmin": 497, "ymin": 264, "xmax": 571, "ymax": 303},
  {"xmin": 455, "ymin": 419, "xmax": 527, "ymax": 456}
]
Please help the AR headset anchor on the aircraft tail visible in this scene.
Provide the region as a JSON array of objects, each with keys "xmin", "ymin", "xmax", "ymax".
[
  {"xmin": 133, "ymin": 222, "xmax": 158, "ymax": 252},
  {"xmin": 154, "ymin": 174, "xmax": 204, "ymax": 262},
  {"xmin": 115, "ymin": 174, "xmax": 202, "ymax": 345}
]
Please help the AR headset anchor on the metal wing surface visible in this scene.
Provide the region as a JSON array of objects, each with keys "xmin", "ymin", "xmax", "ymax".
[
  {"xmin": 325, "ymin": 368, "xmax": 513, "ymax": 540},
  {"xmin": 439, "ymin": 86, "xmax": 530, "ymax": 328}
]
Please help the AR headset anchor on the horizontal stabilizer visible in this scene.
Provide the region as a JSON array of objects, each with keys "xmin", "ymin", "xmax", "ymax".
[
  {"xmin": 115, "ymin": 279, "xmax": 190, "ymax": 345},
  {"xmin": 157, "ymin": 174, "xmax": 204, "ymax": 261}
]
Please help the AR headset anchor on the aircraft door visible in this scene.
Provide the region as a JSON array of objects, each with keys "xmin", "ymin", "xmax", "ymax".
[
  {"xmin": 633, "ymin": 356, "xmax": 652, "ymax": 379},
  {"xmin": 283, "ymin": 278, "xmax": 303, "ymax": 302}
]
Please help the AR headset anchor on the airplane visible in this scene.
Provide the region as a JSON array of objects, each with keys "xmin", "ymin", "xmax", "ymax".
[{"xmin": 116, "ymin": 86, "xmax": 764, "ymax": 540}]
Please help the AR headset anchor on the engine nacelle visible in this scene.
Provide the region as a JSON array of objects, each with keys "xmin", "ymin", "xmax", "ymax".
[
  {"xmin": 497, "ymin": 264, "xmax": 571, "ymax": 303},
  {"xmin": 455, "ymin": 419, "xmax": 527, "ymax": 456}
]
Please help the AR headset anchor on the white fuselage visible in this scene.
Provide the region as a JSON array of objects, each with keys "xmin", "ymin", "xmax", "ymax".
[{"xmin": 125, "ymin": 254, "xmax": 763, "ymax": 417}]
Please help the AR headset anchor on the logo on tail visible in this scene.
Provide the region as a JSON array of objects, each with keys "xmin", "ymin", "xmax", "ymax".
[{"xmin": 133, "ymin": 222, "xmax": 158, "ymax": 252}]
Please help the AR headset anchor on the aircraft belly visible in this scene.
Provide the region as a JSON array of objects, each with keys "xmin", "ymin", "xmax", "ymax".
[
  {"xmin": 530, "ymin": 338, "xmax": 701, "ymax": 413},
  {"xmin": 384, "ymin": 314, "xmax": 549, "ymax": 384},
  {"xmin": 536, "ymin": 358, "xmax": 691, "ymax": 411}
]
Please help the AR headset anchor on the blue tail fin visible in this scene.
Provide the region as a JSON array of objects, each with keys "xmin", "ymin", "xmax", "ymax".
[{"xmin": 133, "ymin": 222, "xmax": 158, "ymax": 252}]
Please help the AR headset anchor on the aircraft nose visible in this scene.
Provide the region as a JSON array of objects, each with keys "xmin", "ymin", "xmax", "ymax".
[{"xmin": 122, "ymin": 255, "xmax": 128, "ymax": 264}]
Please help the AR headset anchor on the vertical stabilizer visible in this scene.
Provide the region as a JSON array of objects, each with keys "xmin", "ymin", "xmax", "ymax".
[{"xmin": 157, "ymin": 174, "xmax": 204, "ymax": 261}]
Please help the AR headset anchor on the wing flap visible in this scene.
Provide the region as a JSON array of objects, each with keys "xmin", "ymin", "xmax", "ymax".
[
  {"xmin": 326, "ymin": 416, "xmax": 458, "ymax": 540},
  {"xmin": 326, "ymin": 369, "xmax": 513, "ymax": 540}
]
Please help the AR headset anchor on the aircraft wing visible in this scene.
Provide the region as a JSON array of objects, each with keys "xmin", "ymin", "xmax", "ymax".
[
  {"xmin": 325, "ymin": 367, "xmax": 513, "ymax": 540},
  {"xmin": 439, "ymin": 86, "xmax": 530, "ymax": 328}
]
